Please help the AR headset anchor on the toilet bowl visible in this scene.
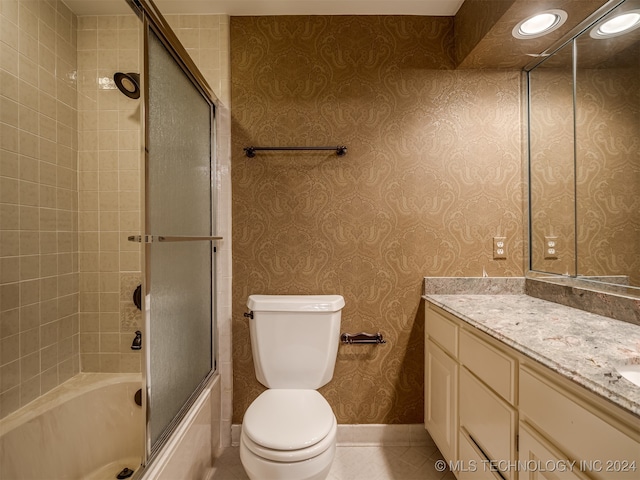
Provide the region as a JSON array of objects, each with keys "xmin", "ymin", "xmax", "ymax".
[
  {"xmin": 240, "ymin": 295, "xmax": 345, "ymax": 480},
  {"xmin": 240, "ymin": 390, "xmax": 337, "ymax": 480}
]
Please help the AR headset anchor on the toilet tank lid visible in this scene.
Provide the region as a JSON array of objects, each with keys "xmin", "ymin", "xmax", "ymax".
[{"xmin": 247, "ymin": 295, "xmax": 345, "ymax": 312}]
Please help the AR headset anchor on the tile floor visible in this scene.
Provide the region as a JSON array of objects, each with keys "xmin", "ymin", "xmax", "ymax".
[{"xmin": 210, "ymin": 445, "xmax": 457, "ymax": 480}]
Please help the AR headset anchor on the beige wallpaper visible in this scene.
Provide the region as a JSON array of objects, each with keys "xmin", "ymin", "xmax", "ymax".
[
  {"xmin": 0, "ymin": 0, "xmax": 79, "ymax": 418},
  {"xmin": 231, "ymin": 15, "xmax": 524, "ymax": 424},
  {"xmin": 529, "ymin": 65, "xmax": 576, "ymax": 275},
  {"xmin": 576, "ymin": 66, "xmax": 640, "ymax": 286},
  {"xmin": 529, "ymin": 43, "xmax": 640, "ymax": 287}
]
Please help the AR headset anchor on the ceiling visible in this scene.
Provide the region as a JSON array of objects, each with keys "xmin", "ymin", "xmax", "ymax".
[{"xmin": 63, "ymin": 0, "xmax": 466, "ymax": 16}]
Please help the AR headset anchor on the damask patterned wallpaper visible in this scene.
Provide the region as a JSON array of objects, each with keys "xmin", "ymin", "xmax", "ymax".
[
  {"xmin": 230, "ymin": 15, "xmax": 524, "ymax": 424},
  {"xmin": 576, "ymin": 67, "xmax": 640, "ymax": 286},
  {"xmin": 529, "ymin": 66, "xmax": 576, "ymax": 275},
  {"xmin": 529, "ymin": 54, "xmax": 639, "ymax": 286}
]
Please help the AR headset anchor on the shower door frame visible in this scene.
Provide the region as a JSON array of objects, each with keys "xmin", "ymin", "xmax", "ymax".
[{"xmin": 125, "ymin": 0, "xmax": 221, "ymax": 471}]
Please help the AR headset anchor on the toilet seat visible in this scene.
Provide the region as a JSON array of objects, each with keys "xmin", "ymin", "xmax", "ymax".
[
  {"xmin": 242, "ymin": 389, "xmax": 337, "ymax": 462},
  {"xmin": 242, "ymin": 417, "xmax": 337, "ymax": 463}
]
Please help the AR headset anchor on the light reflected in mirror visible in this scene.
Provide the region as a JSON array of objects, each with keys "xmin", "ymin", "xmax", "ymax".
[{"xmin": 528, "ymin": 0, "xmax": 640, "ymax": 296}]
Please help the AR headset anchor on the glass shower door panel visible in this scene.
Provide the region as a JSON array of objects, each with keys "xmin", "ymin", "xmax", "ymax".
[
  {"xmin": 146, "ymin": 29, "xmax": 213, "ymax": 448},
  {"xmin": 148, "ymin": 241, "xmax": 212, "ymax": 447},
  {"xmin": 148, "ymin": 29, "xmax": 211, "ymax": 237}
]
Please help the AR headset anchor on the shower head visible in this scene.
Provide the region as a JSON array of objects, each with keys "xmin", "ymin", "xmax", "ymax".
[{"xmin": 114, "ymin": 72, "xmax": 140, "ymax": 99}]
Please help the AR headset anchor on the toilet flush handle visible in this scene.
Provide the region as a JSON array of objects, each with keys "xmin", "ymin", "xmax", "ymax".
[{"xmin": 244, "ymin": 311, "xmax": 254, "ymax": 319}]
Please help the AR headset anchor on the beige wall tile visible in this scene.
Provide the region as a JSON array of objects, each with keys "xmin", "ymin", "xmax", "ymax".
[
  {"xmin": 39, "ymin": 298, "xmax": 57, "ymax": 325},
  {"xmin": 100, "ymin": 312, "xmax": 119, "ymax": 332},
  {"xmin": 99, "ymin": 272, "xmax": 119, "ymax": 292},
  {"xmin": 0, "ymin": 283, "xmax": 20, "ymax": 311},
  {"xmin": 0, "ymin": 334, "xmax": 20, "ymax": 365},
  {"xmin": 1, "ymin": 5, "xmax": 229, "ymax": 417},
  {"xmin": 1, "ymin": 231, "xmax": 19, "ymax": 257},
  {"xmin": 80, "ymin": 353, "xmax": 99, "ymax": 371},
  {"xmin": 40, "ymin": 254, "xmax": 57, "ymax": 277},
  {"xmin": 99, "ymin": 332, "xmax": 119, "ymax": 352},
  {"xmin": 19, "ymin": 374, "xmax": 39, "ymax": 405},
  {"xmin": 99, "ymin": 353, "xmax": 119, "ymax": 372},
  {"xmin": 0, "ymin": 257, "xmax": 19, "ymax": 284},
  {"xmin": 0, "ymin": 177, "xmax": 19, "ymax": 204}
]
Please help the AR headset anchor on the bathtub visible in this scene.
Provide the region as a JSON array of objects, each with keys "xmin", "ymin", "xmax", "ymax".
[{"xmin": 0, "ymin": 373, "xmax": 143, "ymax": 480}]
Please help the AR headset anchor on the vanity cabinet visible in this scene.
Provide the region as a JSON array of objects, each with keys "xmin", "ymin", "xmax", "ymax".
[
  {"xmin": 519, "ymin": 365, "xmax": 640, "ymax": 480},
  {"xmin": 518, "ymin": 422, "xmax": 590, "ymax": 480},
  {"xmin": 425, "ymin": 306, "xmax": 459, "ymax": 463},
  {"xmin": 424, "ymin": 300, "xmax": 640, "ymax": 480},
  {"xmin": 425, "ymin": 303, "xmax": 518, "ymax": 478}
]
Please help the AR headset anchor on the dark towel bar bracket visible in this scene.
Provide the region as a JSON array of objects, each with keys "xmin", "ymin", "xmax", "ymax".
[
  {"xmin": 244, "ymin": 146, "xmax": 347, "ymax": 158},
  {"xmin": 340, "ymin": 332, "xmax": 386, "ymax": 345}
]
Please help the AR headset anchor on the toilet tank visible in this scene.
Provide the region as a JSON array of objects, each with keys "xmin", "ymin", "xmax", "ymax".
[{"xmin": 247, "ymin": 295, "xmax": 345, "ymax": 389}]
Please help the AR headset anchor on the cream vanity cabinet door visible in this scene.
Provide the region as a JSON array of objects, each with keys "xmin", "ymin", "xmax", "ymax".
[
  {"xmin": 518, "ymin": 422, "xmax": 590, "ymax": 480},
  {"xmin": 425, "ymin": 304, "xmax": 459, "ymax": 464},
  {"xmin": 425, "ymin": 338, "xmax": 458, "ymax": 463},
  {"xmin": 520, "ymin": 365, "xmax": 640, "ymax": 480}
]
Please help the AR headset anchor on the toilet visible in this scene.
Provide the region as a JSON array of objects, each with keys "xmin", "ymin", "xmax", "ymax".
[{"xmin": 240, "ymin": 294, "xmax": 345, "ymax": 480}]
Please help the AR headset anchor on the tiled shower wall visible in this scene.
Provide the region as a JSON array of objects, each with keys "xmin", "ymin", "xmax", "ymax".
[
  {"xmin": 1, "ymin": 4, "xmax": 232, "ymax": 432},
  {"xmin": 0, "ymin": 0, "xmax": 80, "ymax": 418},
  {"xmin": 76, "ymin": 14, "xmax": 143, "ymax": 374}
]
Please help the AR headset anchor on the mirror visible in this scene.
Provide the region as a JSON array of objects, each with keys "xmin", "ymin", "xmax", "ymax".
[{"xmin": 528, "ymin": 0, "xmax": 640, "ymax": 296}]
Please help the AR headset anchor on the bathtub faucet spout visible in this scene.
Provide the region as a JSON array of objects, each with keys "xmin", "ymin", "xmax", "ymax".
[{"xmin": 131, "ymin": 331, "xmax": 142, "ymax": 350}]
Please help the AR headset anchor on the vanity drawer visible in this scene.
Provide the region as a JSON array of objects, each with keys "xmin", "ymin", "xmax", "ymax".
[
  {"xmin": 460, "ymin": 367, "xmax": 517, "ymax": 480},
  {"xmin": 519, "ymin": 422, "xmax": 590, "ymax": 480},
  {"xmin": 520, "ymin": 366, "xmax": 640, "ymax": 480},
  {"xmin": 460, "ymin": 329, "xmax": 515, "ymax": 403},
  {"xmin": 458, "ymin": 429, "xmax": 503, "ymax": 480},
  {"xmin": 426, "ymin": 304, "xmax": 458, "ymax": 358}
]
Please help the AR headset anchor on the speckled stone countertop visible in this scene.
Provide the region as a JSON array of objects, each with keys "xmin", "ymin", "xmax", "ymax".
[{"xmin": 423, "ymin": 294, "xmax": 640, "ymax": 418}]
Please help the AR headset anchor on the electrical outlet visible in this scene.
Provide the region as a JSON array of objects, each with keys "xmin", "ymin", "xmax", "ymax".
[
  {"xmin": 544, "ymin": 236, "xmax": 559, "ymax": 259},
  {"xmin": 493, "ymin": 237, "xmax": 507, "ymax": 259}
]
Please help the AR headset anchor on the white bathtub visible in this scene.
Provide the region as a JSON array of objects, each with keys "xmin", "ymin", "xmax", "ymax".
[{"xmin": 0, "ymin": 373, "xmax": 143, "ymax": 480}]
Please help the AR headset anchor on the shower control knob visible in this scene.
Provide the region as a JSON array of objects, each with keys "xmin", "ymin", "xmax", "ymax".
[{"xmin": 133, "ymin": 285, "xmax": 142, "ymax": 310}]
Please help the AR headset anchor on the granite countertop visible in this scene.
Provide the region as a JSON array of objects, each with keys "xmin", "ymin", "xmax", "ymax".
[{"xmin": 423, "ymin": 294, "xmax": 640, "ymax": 418}]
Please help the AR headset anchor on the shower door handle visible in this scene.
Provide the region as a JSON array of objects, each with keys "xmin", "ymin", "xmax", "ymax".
[{"xmin": 128, "ymin": 235, "xmax": 223, "ymax": 243}]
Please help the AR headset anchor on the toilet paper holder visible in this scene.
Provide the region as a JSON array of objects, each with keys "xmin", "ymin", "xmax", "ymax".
[{"xmin": 340, "ymin": 332, "xmax": 386, "ymax": 345}]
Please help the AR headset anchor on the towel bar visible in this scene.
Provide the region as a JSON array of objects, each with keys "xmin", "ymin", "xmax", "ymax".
[
  {"xmin": 244, "ymin": 146, "xmax": 347, "ymax": 158},
  {"xmin": 340, "ymin": 332, "xmax": 386, "ymax": 345}
]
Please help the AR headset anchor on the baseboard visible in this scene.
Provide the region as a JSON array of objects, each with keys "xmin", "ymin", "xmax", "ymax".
[{"xmin": 231, "ymin": 423, "xmax": 434, "ymax": 447}]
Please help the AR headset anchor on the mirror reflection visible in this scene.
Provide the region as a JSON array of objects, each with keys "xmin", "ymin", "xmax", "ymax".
[{"xmin": 528, "ymin": 0, "xmax": 640, "ymax": 293}]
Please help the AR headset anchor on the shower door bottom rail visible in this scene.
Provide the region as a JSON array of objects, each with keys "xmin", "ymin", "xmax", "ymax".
[{"xmin": 128, "ymin": 235, "xmax": 223, "ymax": 243}]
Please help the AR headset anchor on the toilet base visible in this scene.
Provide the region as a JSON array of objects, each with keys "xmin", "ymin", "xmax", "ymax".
[{"xmin": 240, "ymin": 438, "xmax": 335, "ymax": 480}]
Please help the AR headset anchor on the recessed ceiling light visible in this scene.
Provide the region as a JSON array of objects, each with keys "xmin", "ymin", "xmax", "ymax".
[
  {"xmin": 513, "ymin": 10, "xmax": 568, "ymax": 39},
  {"xmin": 590, "ymin": 10, "xmax": 640, "ymax": 38}
]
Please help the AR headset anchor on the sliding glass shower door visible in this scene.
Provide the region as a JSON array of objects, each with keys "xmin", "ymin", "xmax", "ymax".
[{"xmin": 145, "ymin": 27, "xmax": 216, "ymax": 452}]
